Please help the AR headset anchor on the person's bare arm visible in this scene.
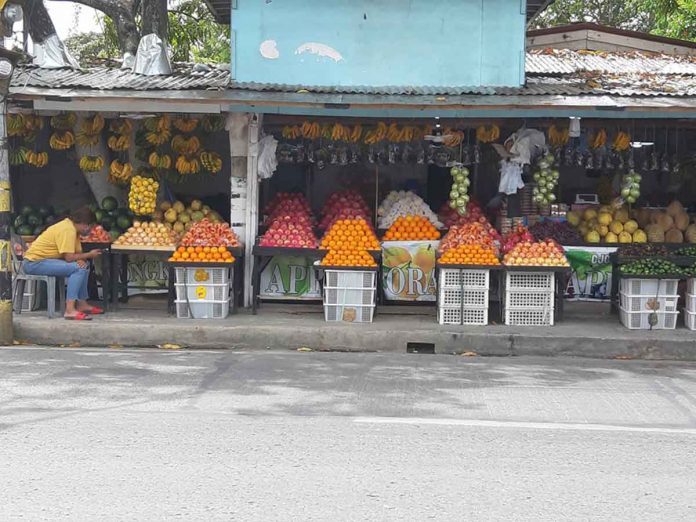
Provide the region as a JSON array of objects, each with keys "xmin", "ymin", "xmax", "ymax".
[{"xmin": 64, "ymin": 250, "xmax": 101, "ymax": 262}]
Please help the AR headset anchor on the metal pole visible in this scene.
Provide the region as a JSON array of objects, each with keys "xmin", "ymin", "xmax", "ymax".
[{"xmin": 0, "ymin": 100, "xmax": 13, "ymax": 344}]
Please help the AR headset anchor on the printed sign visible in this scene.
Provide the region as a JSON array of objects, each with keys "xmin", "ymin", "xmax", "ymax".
[
  {"xmin": 126, "ymin": 255, "xmax": 168, "ymax": 295},
  {"xmin": 260, "ymin": 255, "xmax": 321, "ymax": 299},
  {"xmin": 563, "ymin": 246, "xmax": 617, "ymax": 301},
  {"xmin": 195, "ymin": 286, "xmax": 207, "ymax": 300},
  {"xmin": 382, "ymin": 241, "xmax": 439, "ymax": 301}
]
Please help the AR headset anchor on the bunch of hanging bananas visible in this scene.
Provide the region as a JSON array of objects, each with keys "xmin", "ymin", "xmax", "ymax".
[
  {"xmin": 200, "ymin": 152, "xmax": 223, "ymax": 174},
  {"xmin": 7, "ymin": 114, "xmax": 26, "ymax": 137},
  {"xmin": 26, "ymin": 151, "xmax": 49, "ymax": 168},
  {"xmin": 548, "ymin": 125, "xmax": 570, "ymax": 148},
  {"xmin": 302, "ymin": 121, "xmax": 321, "ymax": 139},
  {"xmin": 442, "ymin": 129, "xmax": 465, "ymax": 147},
  {"xmin": 79, "ymin": 155, "xmax": 105, "ymax": 173},
  {"xmin": 282, "ymin": 125, "xmax": 303, "ymax": 139},
  {"xmin": 589, "ymin": 129, "xmax": 607, "ymax": 149},
  {"xmin": 363, "ymin": 122, "xmax": 390, "ymax": 144},
  {"xmin": 108, "ymin": 160, "xmax": 133, "ymax": 185},
  {"xmin": 175, "ymin": 155, "xmax": 201, "ymax": 175},
  {"xmin": 24, "ymin": 115, "xmax": 44, "ymax": 133},
  {"xmin": 144, "ymin": 115, "xmax": 171, "ymax": 146},
  {"xmin": 171, "ymin": 135, "xmax": 200, "ymax": 155},
  {"xmin": 613, "ymin": 131, "xmax": 631, "ymax": 151},
  {"xmin": 49, "ymin": 131, "xmax": 75, "ymax": 150},
  {"xmin": 201, "ymin": 115, "xmax": 225, "ymax": 133},
  {"xmin": 173, "ymin": 117, "xmax": 199, "ymax": 133},
  {"xmin": 109, "ymin": 119, "xmax": 133, "ymax": 135},
  {"xmin": 50, "ymin": 112, "xmax": 77, "ymax": 130},
  {"xmin": 75, "ymin": 115, "xmax": 104, "ymax": 147},
  {"xmin": 475, "ymin": 125, "xmax": 500, "ymax": 143},
  {"xmin": 148, "ymin": 151, "xmax": 172, "ymax": 169},
  {"xmin": 107, "ymin": 134, "xmax": 130, "ymax": 152},
  {"xmin": 9, "ymin": 146, "xmax": 29, "ymax": 165}
]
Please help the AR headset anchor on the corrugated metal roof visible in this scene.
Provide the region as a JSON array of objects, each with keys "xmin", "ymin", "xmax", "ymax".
[
  {"xmin": 10, "ymin": 64, "xmax": 230, "ymax": 91},
  {"xmin": 527, "ymin": 48, "xmax": 696, "ymax": 75},
  {"xmin": 10, "ymin": 48, "xmax": 696, "ymax": 99}
]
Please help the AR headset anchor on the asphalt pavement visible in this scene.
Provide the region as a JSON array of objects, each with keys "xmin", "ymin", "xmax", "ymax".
[{"xmin": 1, "ymin": 347, "xmax": 696, "ymax": 521}]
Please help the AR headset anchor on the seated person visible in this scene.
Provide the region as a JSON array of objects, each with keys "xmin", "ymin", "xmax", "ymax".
[{"xmin": 22, "ymin": 206, "xmax": 103, "ymax": 320}]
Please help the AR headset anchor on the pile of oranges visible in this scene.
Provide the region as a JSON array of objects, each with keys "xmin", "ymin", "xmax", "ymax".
[
  {"xmin": 439, "ymin": 245, "xmax": 500, "ymax": 266},
  {"xmin": 383, "ymin": 215, "xmax": 441, "ymax": 241},
  {"xmin": 169, "ymin": 245, "xmax": 235, "ymax": 264},
  {"xmin": 321, "ymin": 250, "xmax": 377, "ymax": 267},
  {"xmin": 320, "ymin": 219, "xmax": 380, "ymax": 251}
]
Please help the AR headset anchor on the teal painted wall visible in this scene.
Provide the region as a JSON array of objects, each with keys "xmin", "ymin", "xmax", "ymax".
[{"xmin": 231, "ymin": 0, "xmax": 526, "ymax": 88}]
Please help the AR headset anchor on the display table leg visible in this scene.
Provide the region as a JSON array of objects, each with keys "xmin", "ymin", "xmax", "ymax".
[
  {"xmin": 167, "ymin": 265, "xmax": 175, "ymax": 316},
  {"xmin": 119, "ymin": 254, "xmax": 129, "ymax": 303},
  {"xmin": 610, "ymin": 260, "xmax": 619, "ymax": 315},
  {"xmin": 251, "ymin": 255, "xmax": 260, "ymax": 315},
  {"xmin": 111, "ymin": 254, "xmax": 121, "ymax": 311},
  {"xmin": 556, "ymin": 273, "xmax": 565, "ymax": 323},
  {"xmin": 102, "ymin": 253, "xmax": 112, "ymax": 312}
]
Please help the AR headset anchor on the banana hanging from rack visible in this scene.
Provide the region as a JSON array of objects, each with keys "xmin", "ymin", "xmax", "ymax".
[
  {"xmin": 49, "ymin": 131, "xmax": 75, "ymax": 150},
  {"xmin": 144, "ymin": 115, "xmax": 171, "ymax": 145},
  {"xmin": 109, "ymin": 119, "xmax": 133, "ymax": 135},
  {"xmin": 25, "ymin": 151, "xmax": 49, "ymax": 168},
  {"xmin": 201, "ymin": 115, "xmax": 225, "ymax": 133},
  {"xmin": 613, "ymin": 131, "xmax": 631, "ymax": 151},
  {"xmin": 50, "ymin": 112, "xmax": 77, "ymax": 131},
  {"xmin": 171, "ymin": 135, "xmax": 201, "ymax": 155},
  {"xmin": 200, "ymin": 151, "xmax": 223, "ymax": 174},
  {"xmin": 107, "ymin": 134, "xmax": 130, "ymax": 152},
  {"xmin": 148, "ymin": 151, "xmax": 172, "ymax": 169},
  {"xmin": 9, "ymin": 146, "xmax": 29, "ymax": 165},
  {"xmin": 108, "ymin": 160, "xmax": 133, "ymax": 184},
  {"xmin": 476, "ymin": 125, "xmax": 500, "ymax": 144},
  {"xmin": 76, "ymin": 130, "xmax": 100, "ymax": 147},
  {"xmin": 548, "ymin": 125, "xmax": 570, "ymax": 148},
  {"xmin": 175, "ymin": 155, "xmax": 201, "ymax": 175},
  {"xmin": 79, "ymin": 154, "xmax": 105, "ymax": 173},
  {"xmin": 590, "ymin": 128, "xmax": 607, "ymax": 149},
  {"xmin": 173, "ymin": 117, "xmax": 199, "ymax": 133}
]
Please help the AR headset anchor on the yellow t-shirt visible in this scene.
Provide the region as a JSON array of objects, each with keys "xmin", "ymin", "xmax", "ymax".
[{"xmin": 24, "ymin": 219, "xmax": 82, "ymax": 261}]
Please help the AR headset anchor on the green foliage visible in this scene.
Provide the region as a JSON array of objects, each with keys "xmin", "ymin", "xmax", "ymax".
[{"xmin": 65, "ymin": 0, "xmax": 230, "ymax": 64}]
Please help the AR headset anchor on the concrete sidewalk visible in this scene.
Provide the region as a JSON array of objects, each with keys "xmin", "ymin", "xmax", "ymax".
[{"xmin": 11, "ymin": 301, "xmax": 696, "ymax": 360}]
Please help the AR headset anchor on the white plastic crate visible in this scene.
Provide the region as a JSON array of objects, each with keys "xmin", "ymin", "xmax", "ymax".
[
  {"xmin": 505, "ymin": 290, "xmax": 554, "ymax": 309},
  {"xmin": 619, "ymin": 307, "xmax": 678, "ymax": 330},
  {"xmin": 619, "ymin": 293, "xmax": 679, "ymax": 313},
  {"xmin": 323, "ymin": 269, "xmax": 377, "ymax": 323},
  {"xmin": 324, "ymin": 270, "xmax": 376, "ymax": 290},
  {"xmin": 688, "ymin": 279, "xmax": 696, "ymax": 295},
  {"xmin": 439, "ymin": 268, "xmax": 490, "ymax": 290},
  {"xmin": 685, "ymin": 309, "xmax": 696, "ymax": 330},
  {"xmin": 175, "ymin": 282, "xmax": 230, "ymax": 302},
  {"xmin": 324, "ymin": 304, "xmax": 375, "ymax": 323},
  {"xmin": 438, "ymin": 287, "xmax": 488, "ymax": 308},
  {"xmin": 686, "ymin": 293, "xmax": 696, "ymax": 313},
  {"xmin": 175, "ymin": 266, "xmax": 230, "ymax": 285},
  {"xmin": 438, "ymin": 307, "xmax": 488, "ymax": 326},
  {"xmin": 504, "ymin": 307, "xmax": 554, "ymax": 326},
  {"xmin": 619, "ymin": 278, "xmax": 679, "ymax": 297},
  {"xmin": 175, "ymin": 299, "xmax": 230, "ymax": 319},
  {"xmin": 506, "ymin": 271, "xmax": 554, "ymax": 292}
]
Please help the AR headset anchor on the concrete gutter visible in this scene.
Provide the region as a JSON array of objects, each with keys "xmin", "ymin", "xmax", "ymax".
[{"xmin": 10, "ymin": 307, "xmax": 696, "ymax": 361}]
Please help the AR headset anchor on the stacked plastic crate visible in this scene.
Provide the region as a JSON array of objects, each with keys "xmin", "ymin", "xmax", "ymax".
[
  {"xmin": 504, "ymin": 271, "xmax": 555, "ymax": 326},
  {"xmin": 437, "ymin": 268, "xmax": 490, "ymax": 325},
  {"xmin": 323, "ymin": 270, "xmax": 377, "ymax": 323},
  {"xmin": 618, "ymin": 278, "xmax": 679, "ymax": 330},
  {"xmin": 686, "ymin": 279, "xmax": 696, "ymax": 330},
  {"xmin": 175, "ymin": 267, "xmax": 232, "ymax": 319}
]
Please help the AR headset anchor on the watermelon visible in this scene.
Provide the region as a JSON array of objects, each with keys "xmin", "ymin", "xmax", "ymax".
[
  {"xmin": 109, "ymin": 230, "xmax": 121, "ymax": 242},
  {"xmin": 17, "ymin": 225, "xmax": 33, "ymax": 235},
  {"xmin": 20, "ymin": 205, "xmax": 34, "ymax": 217},
  {"xmin": 116, "ymin": 215, "xmax": 132, "ymax": 230},
  {"xmin": 37, "ymin": 206, "xmax": 52, "ymax": 218},
  {"xmin": 100, "ymin": 216, "xmax": 115, "ymax": 231},
  {"xmin": 101, "ymin": 196, "xmax": 118, "ymax": 211},
  {"xmin": 14, "ymin": 215, "xmax": 26, "ymax": 228},
  {"xmin": 27, "ymin": 213, "xmax": 42, "ymax": 226},
  {"xmin": 44, "ymin": 215, "xmax": 58, "ymax": 226},
  {"xmin": 88, "ymin": 203, "xmax": 98, "ymax": 213},
  {"xmin": 94, "ymin": 209, "xmax": 105, "ymax": 222}
]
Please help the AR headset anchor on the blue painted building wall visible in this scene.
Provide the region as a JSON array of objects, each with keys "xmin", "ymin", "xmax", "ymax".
[{"xmin": 231, "ymin": 0, "xmax": 526, "ymax": 88}]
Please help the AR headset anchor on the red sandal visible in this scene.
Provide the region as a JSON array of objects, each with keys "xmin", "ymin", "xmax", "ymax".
[
  {"xmin": 65, "ymin": 312, "xmax": 92, "ymax": 321},
  {"xmin": 85, "ymin": 306, "xmax": 104, "ymax": 315}
]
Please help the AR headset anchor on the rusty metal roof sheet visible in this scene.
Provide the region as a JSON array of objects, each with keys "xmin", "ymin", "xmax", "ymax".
[{"xmin": 10, "ymin": 48, "xmax": 696, "ymax": 99}]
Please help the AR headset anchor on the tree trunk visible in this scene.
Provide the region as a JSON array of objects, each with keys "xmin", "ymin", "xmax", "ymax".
[
  {"xmin": 141, "ymin": 0, "xmax": 169, "ymax": 42},
  {"xmin": 18, "ymin": 0, "xmax": 57, "ymax": 43}
]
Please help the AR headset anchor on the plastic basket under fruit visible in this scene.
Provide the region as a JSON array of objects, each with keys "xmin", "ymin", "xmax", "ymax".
[
  {"xmin": 684, "ymin": 309, "xmax": 696, "ymax": 331},
  {"xmin": 439, "ymin": 287, "xmax": 488, "ymax": 309},
  {"xmin": 619, "ymin": 307, "xmax": 678, "ymax": 330},
  {"xmin": 619, "ymin": 278, "xmax": 679, "ymax": 297},
  {"xmin": 618, "ymin": 293, "xmax": 679, "ymax": 314},
  {"xmin": 505, "ymin": 271, "xmax": 555, "ymax": 292},
  {"xmin": 504, "ymin": 307, "xmax": 554, "ymax": 326},
  {"xmin": 505, "ymin": 290, "xmax": 554, "ymax": 309},
  {"xmin": 439, "ymin": 268, "xmax": 490, "ymax": 290},
  {"xmin": 438, "ymin": 307, "xmax": 488, "ymax": 326}
]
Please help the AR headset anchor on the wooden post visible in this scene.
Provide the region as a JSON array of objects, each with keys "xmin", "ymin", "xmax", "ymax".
[{"xmin": 0, "ymin": 100, "xmax": 13, "ymax": 344}]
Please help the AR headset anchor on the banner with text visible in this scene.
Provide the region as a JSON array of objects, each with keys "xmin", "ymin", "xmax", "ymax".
[
  {"xmin": 563, "ymin": 246, "xmax": 617, "ymax": 301},
  {"xmin": 260, "ymin": 255, "xmax": 322, "ymax": 299},
  {"xmin": 382, "ymin": 241, "xmax": 439, "ymax": 302}
]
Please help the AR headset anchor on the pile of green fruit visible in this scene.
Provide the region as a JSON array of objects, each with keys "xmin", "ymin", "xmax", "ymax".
[
  {"xmin": 620, "ymin": 258, "xmax": 686, "ymax": 276},
  {"xmin": 11, "ymin": 205, "xmax": 58, "ymax": 237},
  {"xmin": 448, "ymin": 166, "xmax": 470, "ymax": 216},
  {"xmin": 89, "ymin": 196, "xmax": 134, "ymax": 242},
  {"xmin": 620, "ymin": 170, "xmax": 641, "ymax": 205},
  {"xmin": 674, "ymin": 246, "xmax": 696, "ymax": 257},
  {"xmin": 617, "ymin": 244, "xmax": 669, "ymax": 257},
  {"xmin": 532, "ymin": 153, "xmax": 560, "ymax": 206}
]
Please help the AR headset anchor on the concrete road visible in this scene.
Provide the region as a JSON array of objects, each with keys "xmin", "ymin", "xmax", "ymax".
[{"xmin": 1, "ymin": 348, "xmax": 696, "ymax": 521}]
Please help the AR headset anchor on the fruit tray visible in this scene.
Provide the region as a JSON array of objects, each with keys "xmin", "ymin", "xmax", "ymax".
[
  {"xmin": 253, "ymin": 245, "xmax": 326, "ymax": 257},
  {"xmin": 436, "ymin": 263, "xmax": 503, "ymax": 270},
  {"xmin": 110, "ymin": 245, "xmax": 176, "ymax": 253}
]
